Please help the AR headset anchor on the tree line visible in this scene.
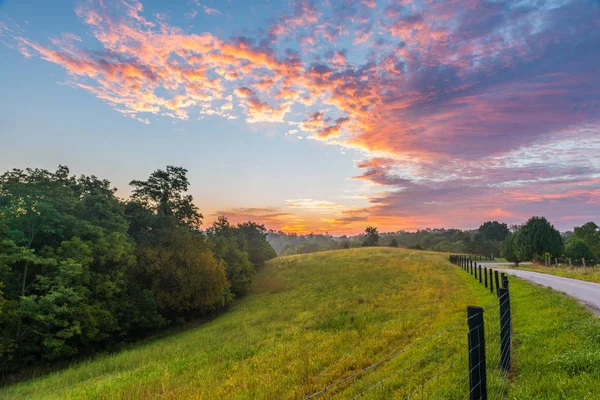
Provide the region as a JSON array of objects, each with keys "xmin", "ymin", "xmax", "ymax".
[
  {"xmin": 0, "ymin": 166, "xmax": 276, "ymax": 375},
  {"xmin": 500, "ymin": 217, "xmax": 599, "ymax": 266},
  {"xmin": 268, "ymin": 221, "xmax": 511, "ymax": 256}
]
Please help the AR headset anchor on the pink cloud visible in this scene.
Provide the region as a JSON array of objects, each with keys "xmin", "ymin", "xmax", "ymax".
[{"xmin": 3, "ymin": 0, "xmax": 599, "ymax": 231}]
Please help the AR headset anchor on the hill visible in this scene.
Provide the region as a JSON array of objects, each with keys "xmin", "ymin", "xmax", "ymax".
[{"xmin": 2, "ymin": 248, "xmax": 599, "ymax": 399}]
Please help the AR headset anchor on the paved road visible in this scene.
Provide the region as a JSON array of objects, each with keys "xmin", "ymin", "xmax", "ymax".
[{"xmin": 483, "ymin": 266, "xmax": 600, "ymax": 316}]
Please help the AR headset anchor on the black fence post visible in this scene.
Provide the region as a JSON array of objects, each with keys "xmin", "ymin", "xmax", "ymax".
[
  {"xmin": 478, "ymin": 265, "xmax": 482, "ymax": 284},
  {"xmin": 484, "ymin": 267, "xmax": 488, "ymax": 288},
  {"xmin": 501, "ymin": 273, "xmax": 506, "ymax": 287},
  {"xmin": 489, "ymin": 269, "xmax": 494, "ymax": 293},
  {"xmin": 499, "ymin": 285, "xmax": 511, "ymax": 373},
  {"xmin": 494, "ymin": 270, "xmax": 500, "ymax": 297},
  {"xmin": 467, "ymin": 306, "xmax": 487, "ymax": 400}
]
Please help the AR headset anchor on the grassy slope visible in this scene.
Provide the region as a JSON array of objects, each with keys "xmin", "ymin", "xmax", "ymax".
[{"xmin": 1, "ymin": 248, "xmax": 599, "ymax": 399}]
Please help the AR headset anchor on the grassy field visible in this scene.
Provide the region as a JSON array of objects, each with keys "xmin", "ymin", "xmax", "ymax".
[{"xmin": 1, "ymin": 248, "xmax": 599, "ymax": 399}]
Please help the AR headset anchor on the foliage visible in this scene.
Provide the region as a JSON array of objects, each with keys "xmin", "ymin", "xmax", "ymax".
[
  {"xmin": 514, "ymin": 217, "xmax": 564, "ymax": 261},
  {"xmin": 128, "ymin": 166, "xmax": 202, "ymax": 231},
  {"xmin": 389, "ymin": 238, "xmax": 398, "ymax": 247},
  {"xmin": 267, "ymin": 222, "xmax": 512, "ymax": 257},
  {"xmin": 478, "ymin": 221, "xmax": 509, "ymax": 242},
  {"xmin": 0, "ymin": 166, "xmax": 166, "ymax": 373},
  {"xmin": 0, "ymin": 165, "xmax": 266, "ymax": 375},
  {"xmin": 572, "ymin": 221, "xmax": 600, "ymax": 259},
  {"xmin": 500, "ymin": 232, "xmax": 521, "ymax": 266},
  {"xmin": 207, "ymin": 216, "xmax": 255, "ymax": 297},
  {"xmin": 362, "ymin": 226, "xmax": 379, "ymax": 247},
  {"xmin": 236, "ymin": 222, "xmax": 276, "ymax": 269},
  {"xmin": 133, "ymin": 227, "xmax": 229, "ymax": 321},
  {"xmin": 565, "ymin": 239, "xmax": 595, "ymax": 262}
]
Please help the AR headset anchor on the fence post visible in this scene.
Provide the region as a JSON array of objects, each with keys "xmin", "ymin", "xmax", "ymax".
[
  {"xmin": 489, "ymin": 268, "xmax": 494, "ymax": 293},
  {"xmin": 499, "ymin": 285, "xmax": 511, "ymax": 372},
  {"xmin": 494, "ymin": 270, "xmax": 500, "ymax": 297},
  {"xmin": 478, "ymin": 265, "xmax": 482, "ymax": 284},
  {"xmin": 484, "ymin": 267, "xmax": 488, "ymax": 288},
  {"xmin": 583, "ymin": 258, "xmax": 586, "ymax": 268},
  {"xmin": 467, "ymin": 306, "xmax": 487, "ymax": 400},
  {"xmin": 501, "ymin": 272, "xmax": 506, "ymax": 285}
]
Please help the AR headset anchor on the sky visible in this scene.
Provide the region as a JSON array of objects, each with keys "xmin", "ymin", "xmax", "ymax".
[{"xmin": 0, "ymin": 0, "xmax": 599, "ymax": 235}]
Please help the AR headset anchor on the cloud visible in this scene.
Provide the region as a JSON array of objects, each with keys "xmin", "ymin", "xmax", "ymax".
[{"xmin": 2, "ymin": 0, "xmax": 600, "ymax": 231}]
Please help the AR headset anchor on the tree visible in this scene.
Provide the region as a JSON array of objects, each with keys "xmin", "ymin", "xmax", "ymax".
[
  {"xmin": 362, "ymin": 226, "xmax": 379, "ymax": 247},
  {"xmin": 478, "ymin": 221, "xmax": 510, "ymax": 242},
  {"xmin": 129, "ymin": 166, "xmax": 202, "ymax": 230},
  {"xmin": 389, "ymin": 238, "xmax": 399, "ymax": 247},
  {"xmin": 236, "ymin": 222, "xmax": 276, "ymax": 269},
  {"xmin": 565, "ymin": 239, "xmax": 595, "ymax": 263},
  {"xmin": 572, "ymin": 222, "xmax": 600, "ymax": 259},
  {"xmin": 500, "ymin": 232, "xmax": 521, "ymax": 266},
  {"xmin": 133, "ymin": 227, "xmax": 229, "ymax": 322},
  {"xmin": 0, "ymin": 166, "xmax": 164, "ymax": 373},
  {"xmin": 207, "ymin": 217, "xmax": 255, "ymax": 297},
  {"xmin": 514, "ymin": 217, "xmax": 563, "ymax": 261}
]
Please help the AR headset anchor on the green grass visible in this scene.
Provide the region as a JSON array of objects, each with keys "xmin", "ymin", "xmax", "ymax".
[
  {"xmin": 1, "ymin": 248, "xmax": 599, "ymax": 399},
  {"xmin": 505, "ymin": 264, "xmax": 600, "ymax": 284}
]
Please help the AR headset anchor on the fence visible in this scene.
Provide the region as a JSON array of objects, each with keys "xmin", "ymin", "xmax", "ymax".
[{"xmin": 303, "ymin": 256, "xmax": 512, "ymax": 399}]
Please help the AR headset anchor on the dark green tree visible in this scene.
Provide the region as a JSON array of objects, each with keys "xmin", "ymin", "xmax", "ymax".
[
  {"xmin": 389, "ymin": 238, "xmax": 399, "ymax": 247},
  {"xmin": 500, "ymin": 232, "xmax": 521, "ymax": 266},
  {"xmin": 478, "ymin": 221, "xmax": 510, "ymax": 242},
  {"xmin": 0, "ymin": 166, "xmax": 164, "ymax": 372},
  {"xmin": 362, "ymin": 226, "xmax": 379, "ymax": 247},
  {"xmin": 565, "ymin": 239, "xmax": 595, "ymax": 263},
  {"xmin": 514, "ymin": 217, "xmax": 563, "ymax": 261},
  {"xmin": 207, "ymin": 216, "xmax": 255, "ymax": 297},
  {"xmin": 572, "ymin": 222, "xmax": 600, "ymax": 259},
  {"xmin": 236, "ymin": 222, "xmax": 276, "ymax": 269},
  {"xmin": 129, "ymin": 166, "xmax": 202, "ymax": 231}
]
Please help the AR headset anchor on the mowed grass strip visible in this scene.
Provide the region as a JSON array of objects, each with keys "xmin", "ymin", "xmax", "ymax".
[
  {"xmin": 0, "ymin": 248, "xmax": 494, "ymax": 399},
  {"xmin": 508, "ymin": 264, "xmax": 600, "ymax": 284}
]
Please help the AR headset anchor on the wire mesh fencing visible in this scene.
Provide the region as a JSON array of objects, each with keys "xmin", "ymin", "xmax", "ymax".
[{"xmin": 303, "ymin": 258, "xmax": 513, "ymax": 399}]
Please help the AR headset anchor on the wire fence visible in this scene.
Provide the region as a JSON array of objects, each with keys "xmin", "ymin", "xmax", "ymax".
[{"xmin": 302, "ymin": 256, "xmax": 512, "ymax": 399}]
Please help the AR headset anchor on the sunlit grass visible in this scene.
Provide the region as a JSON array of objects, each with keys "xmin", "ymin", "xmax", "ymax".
[{"xmin": 1, "ymin": 248, "xmax": 598, "ymax": 399}]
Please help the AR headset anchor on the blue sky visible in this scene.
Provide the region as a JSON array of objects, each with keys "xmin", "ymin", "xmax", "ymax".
[{"xmin": 1, "ymin": 0, "xmax": 599, "ymax": 233}]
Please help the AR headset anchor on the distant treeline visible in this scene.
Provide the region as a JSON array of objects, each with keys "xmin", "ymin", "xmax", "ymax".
[
  {"xmin": 0, "ymin": 166, "xmax": 276, "ymax": 375},
  {"xmin": 269, "ymin": 219, "xmax": 600, "ymax": 267},
  {"xmin": 268, "ymin": 221, "xmax": 512, "ymax": 257}
]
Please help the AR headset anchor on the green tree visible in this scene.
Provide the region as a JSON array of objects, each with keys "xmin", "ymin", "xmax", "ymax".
[
  {"xmin": 478, "ymin": 221, "xmax": 510, "ymax": 242},
  {"xmin": 129, "ymin": 166, "xmax": 202, "ymax": 231},
  {"xmin": 236, "ymin": 222, "xmax": 276, "ymax": 269},
  {"xmin": 133, "ymin": 227, "xmax": 229, "ymax": 321},
  {"xmin": 207, "ymin": 217, "xmax": 254, "ymax": 297},
  {"xmin": 572, "ymin": 222, "xmax": 600, "ymax": 259},
  {"xmin": 565, "ymin": 239, "xmax": 595, "ymax": 263},
  {"xmin": 362, "ymin": 226, "xmax": 379, "ymax": 247},
  {"xmin": 389, "ymin": 238, "xmax": 399, "ymax": 247},
  {"xmin": 500, "ymin": 232, "xmax": 521, "ymax": 266},
  {"xmin": 515, "ymin": 217, "xmax": 563, "ymax": 261},
  {"xmin": 0, "ymin": 166, "xmax": 164, "ymax": 372}
]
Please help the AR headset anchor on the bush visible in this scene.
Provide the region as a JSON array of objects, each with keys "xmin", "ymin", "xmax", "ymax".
[{"xmin": 565, "ymin": 239, "xmax": 595, "ymax": 263}]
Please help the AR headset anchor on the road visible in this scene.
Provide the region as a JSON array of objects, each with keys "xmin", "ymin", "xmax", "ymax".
[{"xmin": 481, "ymin": 265, "xmax": 600, "ymax": 316}]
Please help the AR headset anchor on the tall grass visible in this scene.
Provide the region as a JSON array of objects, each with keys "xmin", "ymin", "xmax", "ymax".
[{"xmin": 1, "ymin": 248, "xmax": 598, "ymax": 399}]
